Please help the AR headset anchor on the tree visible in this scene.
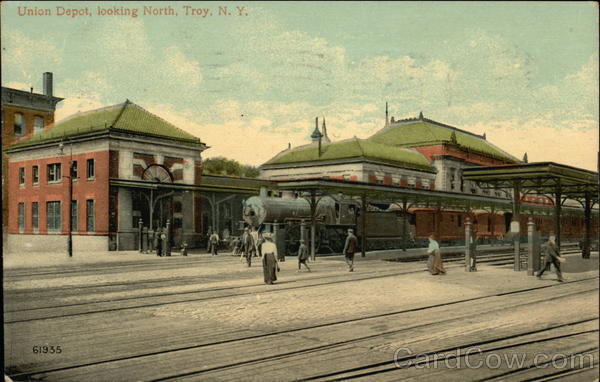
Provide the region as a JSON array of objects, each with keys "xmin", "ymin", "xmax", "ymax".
[{"xmin": 201, "ymin": 157, "xmax": 260, "ymax": 178}]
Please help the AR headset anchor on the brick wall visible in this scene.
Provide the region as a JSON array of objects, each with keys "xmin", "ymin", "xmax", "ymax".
[
  {"xmin": 8, "ymin": 150, "xmax": 110, "ymax": 235},
  {"xmin": 415, "ymin": 145, "xmax": 514, "ymax": 166}
]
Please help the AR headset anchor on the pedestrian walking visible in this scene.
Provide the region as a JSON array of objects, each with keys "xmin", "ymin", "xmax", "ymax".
[
  {"xmin": 155, "ymin": 228, "xmax": 163, "ymax": 257},
  {"xmin": 209, "ymin": 231, "xmax": 220, "ymax": 256},
  {"xmin": 206, "ymin": 226, "xmax": 213, "ymax": 254},
  {"xmin": 536, "ymin": 233, "xmax": 565, "ymax": 282},
  {"xmin": 242, "ymin": 227, "xmax": 255, "ymax": 267},
  {"xmin": 427, "ymin": 233, "xmax": 446, "ymax": 275},
  {"xmin": 343, "ymin": 229, "xmax": 358, "ymax": 272},
  {"xmin": 468, "ymin": 226, "xmax": 478, "ymax": 272},
  {"xmin": 297, "ymin": 240, "xmax": 311, "ymax": 272},
  {"xmin": 261, "ymin": 233, "xmax": 280, "ymax": 284},
  {"xmin": 251, "ymin": 228, "xmax": 260, "ymax": 257},
  {"xmin": 231, "ymin": 236, "xmax": 241, "ymax": 256}
]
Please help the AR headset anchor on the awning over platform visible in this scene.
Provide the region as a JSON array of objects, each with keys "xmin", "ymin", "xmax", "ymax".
[
  {"xmin": 110, "ymin": 175, "xmax": 272, "ymax": 195},
  {"xmin": 463, "ymin": 162, "xmax": 598, "ymax": 202}
]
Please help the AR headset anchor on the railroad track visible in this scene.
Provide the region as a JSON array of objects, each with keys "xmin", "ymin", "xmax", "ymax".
[
  {"xmin": 5, "ymin": 246, "xmax": 557, "ymax": 296},
  {"xmin": 9, "ymin": 279, "xmax": 597, "ymax": 381},
  {"xmin": 5, "ymin": 242, "xmax": 583, "ymax": 280},
  {"xmin": 4, "ymin": 252, "xmax": 549, "ymax": 323}
]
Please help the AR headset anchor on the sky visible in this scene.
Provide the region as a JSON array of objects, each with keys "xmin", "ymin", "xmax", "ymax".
[{"xmin": 2, "ymin": 1, "xmax": 598, "ymax": 170}]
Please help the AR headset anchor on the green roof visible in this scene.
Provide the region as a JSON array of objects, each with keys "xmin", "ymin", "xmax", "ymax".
[
  {"xmin": 262, "ymin": 138, "xmax": 436, "ymax": 173},
  {"xmin": 369, "ymin": 118, "xmax": 520, "ymax": 163},
  {"xmin": 10, "ymin": 100, "xmax": 204, "ymax": 149}
]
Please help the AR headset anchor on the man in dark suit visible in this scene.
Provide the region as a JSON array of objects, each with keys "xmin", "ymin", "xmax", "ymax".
[
  {"xmin": 536, "ymin": 233, "xmax": 565, "ymax": 282},
  {"xmin": 343, "ymin": 229, "xmax": 358, "ymax": 272}
]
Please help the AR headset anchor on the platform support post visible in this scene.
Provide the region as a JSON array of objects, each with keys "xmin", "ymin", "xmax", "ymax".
[
  {"xmin": 583, "ymin": 191, "xmax": 591, "ymax": 259},
  {"xmin": 138, "ymin": 218, "xmax": 143, "ymax": 253},
  {"xmin": 527, "ymin": 218, "xmax": 540, "ymax": 276},
  {"xmin": 361, "ymin": 193, "xmax": 367, "ymax": 257},
  {"xmin": 512, "ymin": 181, "xmax": 521, "ymax": 271},
  {"xmin": 554, "ymin": 180, "xmax": 562, "ymax": 250},
  {"xmin": 465, "ymin": 218, "xmax": 473, "ymax": 272},
  {"xmin": 165, "ymin": 219, "xmax": 171, "ymax": 256},
  {"xmin": 402, "ymin": 198, "xmax": 408, "ymax": 252}
]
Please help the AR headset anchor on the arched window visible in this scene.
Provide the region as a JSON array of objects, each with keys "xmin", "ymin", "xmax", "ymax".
[{"xmin": 14, "ymin": 113, "xmax": 24, "ymax": 136}]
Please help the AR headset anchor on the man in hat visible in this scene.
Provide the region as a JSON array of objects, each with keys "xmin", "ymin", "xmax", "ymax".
[
  {"xmin": 209, "ymin": 230, "xmax": 220, "ymax": 256},
  {"xmin": 536, "ymin": 233, "xmax": 565, "ymax": 282},
  {"xmin": 343, "ymin": 228, "xmax": 358, "ymax": 272},
  {"xmin": 427, "ymin": 233, "xmax": 446, "ymax": 275},
  {"xmin": 297, "ymin": 239, "xmax": 311, "ymax": 272}
]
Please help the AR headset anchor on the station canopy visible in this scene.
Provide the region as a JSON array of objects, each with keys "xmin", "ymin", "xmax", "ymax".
[
  {"xmin": 462, "ymin": 162, "xmax": 599, "ymax": 204},
  {"xmin": 275, "ymin": 178, "xmax": 561, "ymax": 213}
]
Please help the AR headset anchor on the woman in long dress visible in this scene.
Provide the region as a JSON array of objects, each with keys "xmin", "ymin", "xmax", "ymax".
[
  {"xmin": 261, "ymin": 233, "xmax": 280, "ymax": 284},
  {"xmin": 427, "ymin": 234, "xmax": 446, "ymax": 275}
]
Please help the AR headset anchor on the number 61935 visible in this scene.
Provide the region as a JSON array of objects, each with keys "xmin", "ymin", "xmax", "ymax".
[{"xmin": 32, "ymin": 345, "xmax": 62, "ymax": 354}]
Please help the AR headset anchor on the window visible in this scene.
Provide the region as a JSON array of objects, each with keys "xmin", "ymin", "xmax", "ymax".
[
  {"xmin": 47, "ymin": 163, "xmax": 62, "ymax": 182},
  {"xmin": 34, "ymin": 116, "xmax": 44, "ymax": 134},
  {"xmin": 71, "ymin": 200, "xmax": 78, "ymax": 232},
  {"xmin": 407, "ymin": 177, "xmax": 416, "ymax": 188},
  {"xmin": 86, "ymin": 159, "xmax": 95, "ymax": 179},
  {"xmin": 14, "ymin": 113, "xmax": 24, "ymax": 136},
  {"xmin": 47, "ymin": 201, "xmax": 61, "ymax": 232},
  {"xmin": 19, "ymin": 167, "xmax": 25, "ymax": 186},
  {"xmin": 71, "ymin": 161, "xmax": 78, "ymax": 179},
  {"xmin": 18, "ymin": 203, "xmax": 25, "ymax": 232},
  {"xmin": 86, "ymin": 199, "xmax": 95, "ymax": 232},
  {"xmin": 32, "ymin": 165, "xmax": 39, "ymax": 184},
  {"xmin": 32, "ymin": 202, "xmax": 39, "ymax": 231}
]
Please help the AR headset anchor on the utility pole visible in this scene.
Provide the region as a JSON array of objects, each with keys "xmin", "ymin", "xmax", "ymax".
[{"xmin": 68, "ymin": 159, "xmax": 74, "ymax": 257}]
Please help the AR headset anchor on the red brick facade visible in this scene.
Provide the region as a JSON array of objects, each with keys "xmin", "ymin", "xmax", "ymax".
[
  {"xmin": 415, "ymin": 145, "xmax": 513, "ymax": 167},
  {"xmin": 2, "ymin": 106, "xmax": 56, "ymax": 148},
  {"xmin": 8, "ymin": 151, "xmax": 109, "ymax": 235}
]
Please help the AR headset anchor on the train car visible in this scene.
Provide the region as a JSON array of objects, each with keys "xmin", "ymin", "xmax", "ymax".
[
  {"xmin": 242, "ymin": 194, "xmax": 415, "ymax": 254},
  {"xmin": 242, "ymin": 194, "xmax": 597, "ymax": 255}
]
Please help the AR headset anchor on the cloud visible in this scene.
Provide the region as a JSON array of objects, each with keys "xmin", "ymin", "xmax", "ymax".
[
  {"xmin": 461, "ymin": 118, "xmax": 598, "ymax": 170},
  {"xmin": 1, "ymin": 30, "xmax": 62, "ymax": 88},
  {"xmin": 2, "ymin": 10, "xmax": 596, "ymax": 172},
  {"xmin": 163, "ymin": 46, "xmax": 203, "ymax": 88}
]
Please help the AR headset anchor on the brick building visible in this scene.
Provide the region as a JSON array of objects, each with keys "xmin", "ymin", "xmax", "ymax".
[
  {"xmin": 6, "ymin": 100, "xmax": 206, "ymax": 253},
  {"xmin": 2, "ymin": 73, "xmax": 63, "ymax": 237},
  {"xmin": 261, "ymin": 112, "xmax": 521, "ymax": 198},
  {"xmin": 260, "ymin": 117, "xmax": 438, "ymax": 189},
  {"xmin": 369, "ymin": 112, "xmax": 521, "ymax": 196}
]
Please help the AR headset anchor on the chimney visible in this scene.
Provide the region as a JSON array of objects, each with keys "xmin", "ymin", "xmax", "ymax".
[
  {"xmin": 385, "ymin": 102, "xmax": 389, "ymax": 126},
  {"xmin": 43, "ymin": 72, "xmax": 53, "ymax": 97}
]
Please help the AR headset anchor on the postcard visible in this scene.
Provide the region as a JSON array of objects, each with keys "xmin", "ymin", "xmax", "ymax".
[{"xmin": 2, "ymin": 2, "xmax": 598, "ymax": 381}]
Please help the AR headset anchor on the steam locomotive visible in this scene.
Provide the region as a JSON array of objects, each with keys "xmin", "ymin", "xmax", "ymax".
[{"xmin": 242, "ymin": 193, "xmax": 596, "ymax": 256}]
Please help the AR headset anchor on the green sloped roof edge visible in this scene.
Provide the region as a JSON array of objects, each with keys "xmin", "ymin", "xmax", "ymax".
[
  {"xmin": 369, "ymin": 120, "xmax": 519, "ymax": 163},
  {"xmin": 263, "ymin": 138, "xmax": 436, "ymax": 173},
  {"xmin": 10, "ymin": 101, "xmax": 204, "ymax": 149}
]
